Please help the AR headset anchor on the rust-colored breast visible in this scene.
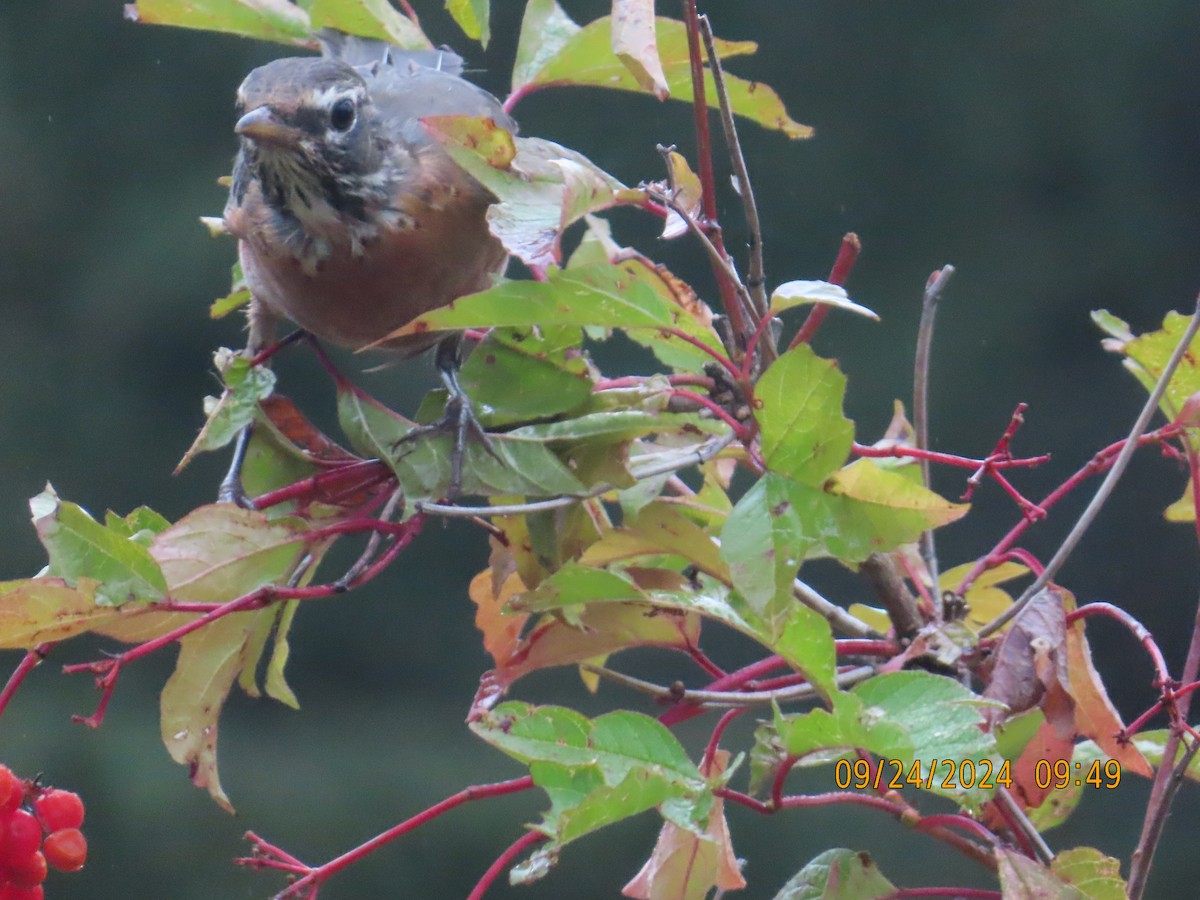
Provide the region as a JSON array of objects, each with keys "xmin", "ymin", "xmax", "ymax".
[{"xmin": 229, "ymin": 149, "xmax": 506, "ymax": 357}]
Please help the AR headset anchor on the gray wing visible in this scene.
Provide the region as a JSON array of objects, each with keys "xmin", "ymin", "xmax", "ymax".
[{"xmin": 317, "ymin": 28, "xmax": 515, "ymax": 146}]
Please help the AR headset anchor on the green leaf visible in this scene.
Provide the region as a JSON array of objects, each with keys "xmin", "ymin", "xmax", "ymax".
[
  {"xmin": 104, "ymin": 507, "xmax": 172, "ymax": 544},
  {"xmin": 770, "ymin": 280, "xmax": 878, "ymax": 321},
  {"xmin": 445, "ymin": 0, "xmax": 489, "ymax": 46},
  {"xmin": 517, "ymin": 562, "xmax": 645, "ymax": 609},
  {"xmin": 513, "ymin": 0, "xmax": 581, "ymax": 92},
  {"xmin": 177, "ymin": 349, "xmax": 277, "ymax": 473},
  {"xmin": 388, "ymin": 262, "xmax": 725, "ymax": 372},
  {"xmin": 162, "ymin": 609, "xmax": 275, "ymax": 812},
  {"xmin": 473, "ymin": 703, "xmax": 707, "ymax": 871},
  {"xmin": 824, "ymin": 458, "xmax": 969, "ymax": 556},
  {"xmin": 776, "ymin": 693, "xmax": 913, "ymax": 763},
  {"xmin": 308, "ymin": 0, "xmax": 430, "ymax": 47},
  {"xmin": 722, "ymin": 466, "xmax": 966, "ymax": 618},
  {"xmin": 337, "ymin": 381, "xmax": 587, "ymax": 500},
  {"xmin": 150, "ymin": 505, "xmax": 311, "ymax": 810},
  {"xmin": 417, "ymin": 117, "xmax": 637, "ymax": 270},
  {"xmin": 771, "ymin": 848, "xmax": 896, "ymax": 900},
  {"xmin": 997, "ymin": 848, "xmax": 1087, "ymax": 899},
  {"xmin": 720, "ymin": 475, "xmax": 816, "ymax": 621},
  {"xmin": 151, "ymin": 505, "xmax": 309, "ymax": 602},
  {"xmin": 512, "ymin": 409, "xmax": 725, "ymax": 444},
  {"xmin": 756, "ymin": 345, "xmax": 854, "ymax": 485},
  {"xmin": 1051, "ymin": 848, "xmax": 1128, "ymax": 900},
  {"xmin": 852, "ymin": 671, "xmax": 1000, "ymax": 807},
  {"xmin": 126, "ymin": 0, "xmax": 311, "ymax": 44},
  {"xmin": 31, "ymin": 486, "xmax": 168, "ymax": 607},
  {"xmin": 1097, "ymin": 307, "xmax": 1200, "ymax": 421},
  {"xmin": 458, "ymin": 326, "xmax": 593, "ymax": 425},
  {"xmin": 513, "ymin": 16, "xmax": 812, "ymax": 139},
  {"xmin": 582, "ymin": 502, "xmax": 730, "ymax": 582}
]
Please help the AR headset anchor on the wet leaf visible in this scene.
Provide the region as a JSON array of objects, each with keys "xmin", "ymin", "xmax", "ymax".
[
  {"xmin": 771, "ymin": 848, "xmax": 896, "ymax": 900},
  {"xmin": 125, "ymin": 0, "xmax": 311, "ymax": 45},
  {"xmin": 623, "ymin": 750, "xmax": 744, "ymax": 899},
  {"xmin": 31, "ymin": 486, "xmax": 168, "ymax": 607},
  {"xmin": 612, "ymin": 0, "xmax": 668, "ymax": 100},
  {"xmin": 308, "ymin": 0, "xmax": 430, "ymax": 48}
]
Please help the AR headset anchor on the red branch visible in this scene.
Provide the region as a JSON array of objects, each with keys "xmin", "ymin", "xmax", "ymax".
[
  {"xmin": 852, "ymin": 442, "xmax": 1050, "ymax": 472},
  {"xmin": 956, "ymin": 424, "xmax": 1184, "ymax": 594},
  {"xmin": 679, "ymin": 0, "xmax": 748, "ymax": 345},
  {"xmin": 669, "ymin": 388, "xmax": 752, "ymax": 439},
  {"xmin": 62, "ymin": 515, "xmax": 426, "ymax": 727},
  {"xmin": 0, "ymin": 642, "xmax": 53, "ymax": 719},
  {"xmin": 466, "ymin": 830, "xmax": 547, "ymax": 900},
  {"xmin": 789, "ymin": 233, "xmax": 862, "ymax": 350},
  {"xmin": 240, "ymin": 777, "xmax": 536, "ymax": 898}
]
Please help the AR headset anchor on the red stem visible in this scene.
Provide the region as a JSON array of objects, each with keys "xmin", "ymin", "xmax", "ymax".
[
  {"xmin": 63, "ymin": 515, "xmax": 425, "ymax": 726},
  {"xmin": 884, "ymin": 890, "xmax": 1001, "ymax": 900},
  {"xmin": 915, "ymin": 813, "xmax": 1000, "ymax": 847},
  {"xmin": 252, "ymin": 777, "xmax": 535, "ymax": 898},
  {"xmin": 663, "ymin": 328, "xmax": 741, "ymax": 378},
  {"xmin": 669, "ymin": 389, "xmax": 751, "ymax": 439},
  {"xmin": 852, "ymin": 442, "xmax": 1050, "ymax": 471},
  {"xmin": 0, "ymin": 643, "xmax": 53, "ymax": 718},
  {"xmin": 702, "ymin": 708, "xmax": 746, "ymax": 771},
  {"xmin": 1068, "ymin": 602, "xmax": 1172, "ymax": 687},
  {"xmin": 956, "ymin": 425, "xmax": 1183, "ymax": 594},
  {"xmin": 679, "ymin": 0, "xmax": 748, "ymax": 346},
  {"xmin": 790, "ymin": 233, "xmax": 861, "ymax": 349},
  {"xmin": 466, "ymin": 830, "xmax": 547, "ymax": 900}
]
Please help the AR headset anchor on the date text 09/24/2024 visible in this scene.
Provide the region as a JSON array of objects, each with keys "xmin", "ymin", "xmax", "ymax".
[{"xmin": 833, "ymin": 757, "xmax": 1123, "ymax": 792}]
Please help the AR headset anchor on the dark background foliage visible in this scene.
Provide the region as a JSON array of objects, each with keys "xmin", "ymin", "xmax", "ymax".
[{"xmin": 2, "ymin": 1, "xmax": 1199, "ymax": 897}]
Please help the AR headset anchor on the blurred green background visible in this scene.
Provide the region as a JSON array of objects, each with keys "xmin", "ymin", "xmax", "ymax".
[{"xmin": 2, "ymin": 1, "xmax": 1200, "ymax": 897}]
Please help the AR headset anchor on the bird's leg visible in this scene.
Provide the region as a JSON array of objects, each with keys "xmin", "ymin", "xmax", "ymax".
[
  {"xmin": 393, "ymin": 334, "xmax": 498, "ymax": 499},
  {"xmin": 218, "ymin": 298, "xmax": 278, "ymax": 507}
]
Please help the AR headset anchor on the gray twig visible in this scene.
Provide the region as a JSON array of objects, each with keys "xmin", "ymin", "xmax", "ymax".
[
  {"xmin": 915, "ymin": 265, "xmax": 954, "ymax": 597},
  {"xmin": 982, "ymin": 294, "xmax": 1200, "ymax": 637}
]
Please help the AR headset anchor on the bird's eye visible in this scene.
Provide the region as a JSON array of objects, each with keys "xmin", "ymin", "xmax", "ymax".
[{"xmin": 329, "ymin": 97, "xmax": 356, "ymax": 132}]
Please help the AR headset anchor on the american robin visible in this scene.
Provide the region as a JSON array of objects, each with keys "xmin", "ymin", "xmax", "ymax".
[{"xmin": 219, "ymin": 33, "xmax": 514, "ymax": 501}]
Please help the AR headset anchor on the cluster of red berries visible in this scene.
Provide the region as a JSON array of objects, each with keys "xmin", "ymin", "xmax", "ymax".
[{"xmin": 0, "ymin": 765, "xmax": 87, "ymax": 899}]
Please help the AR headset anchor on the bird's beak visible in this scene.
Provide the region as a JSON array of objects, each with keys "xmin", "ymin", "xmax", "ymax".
[{"xmin": 235, "ymin": 106, "xmax": 302, "ymax": 146}]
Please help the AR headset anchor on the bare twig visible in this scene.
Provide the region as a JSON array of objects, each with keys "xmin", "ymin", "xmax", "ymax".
[
  {"xmin": 794, "ymin": 578, "xmax": 881, "ymax": 639},
  {"xmin": 914, "ymin": 265, "xmax": 954, "ymax": 595},
  {"xmin": 581, "ymin": 662, "xmax": 875, "ymax": 707},
  {"xmin": 860, "ymin": 553, "xmax": 923, "ymax": 640},
  {"xmin": 982, "ymin": 295, "xmax": 1200, "ymax": 637},
  {"xmin": 416, "ymin": 432, "xmax": 736, "ymax": 518},
  {"xmin": 679, "ymin": 0, "xmax": 748, "ymax": 348},
  {"xmin": 698, "ymin": 15, "xmax": 771, "ymax": 357},
  {"xmin": 648, "ymin": 182, "xmax": 757, "ymax": 334}
]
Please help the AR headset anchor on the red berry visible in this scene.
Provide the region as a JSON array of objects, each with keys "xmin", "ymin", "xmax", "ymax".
[
  {"xmin": 6, "ymin": 850, "xmax": 47, "ymax": 888},
  {"xmin": 0, "ymin": 767, "xmax": 21, "ymax": 813},
  {"xmin": 0, "ymin": 810, "xmax": 42, "ymax": 868},
  {"xmin": 0, "ymin": 885, "xmax": 45, "ymax": 900},
  {"xmin": 33, "ymin": 789, "xmax": 84, "ymax": 832},
  {"xmin": 43, "ymin": 828, "xmax": 87, "ymax": 873}
]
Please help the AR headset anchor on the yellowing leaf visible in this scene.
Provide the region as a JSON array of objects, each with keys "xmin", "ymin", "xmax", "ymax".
[
  {"xmin": 612, "ymin": 0, "xmax": 668, "ymax": 100},
  {"xmin": 0, "ymin": 579, "xmax": 120, "ymax": 649},
  {"xmin": 939, "ymin": 560, "xmax": 1028, "ymax": 632},
  {"xmin": 623, "ymin": 751, "xmax": 745, "ymax": 899},
  {"xmin": 308, "ymin": 0, "xmax": 430, "ymax": 48},
  {"xmin": 126, "ymin": 0, "xmax": 310, "ymax": 45},
  {"xmin": 470, "ymin": 568, "xmax": 530, "ymax": 668}
]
